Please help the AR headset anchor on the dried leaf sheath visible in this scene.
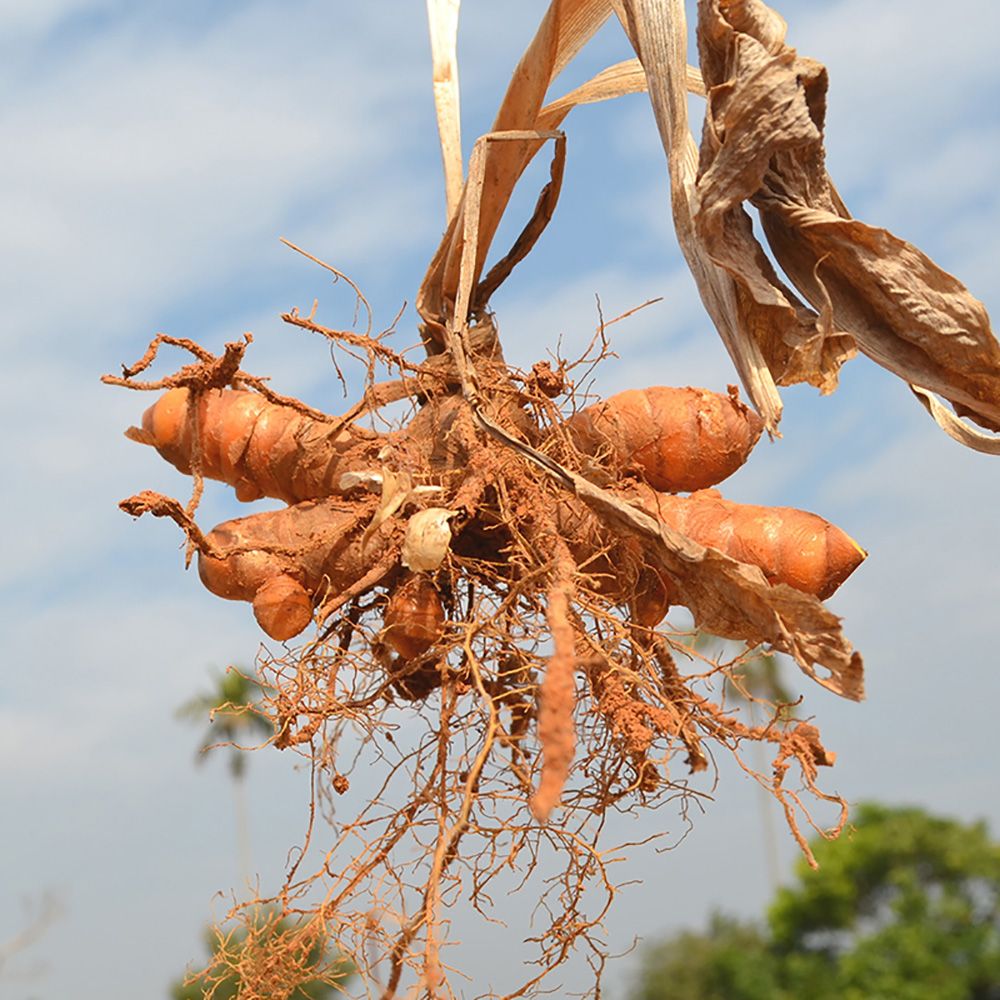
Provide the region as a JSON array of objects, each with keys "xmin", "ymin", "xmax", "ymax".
[
  {"xmin": 418, "ymin": 5, "xmax": 711, "ymax": 343},
  {"xmin": 418, "ymin": 0, "xmax": 615, "ymax": 343},
  {"xmin": 694, "ymin": 10, "xmax": 855, "ymax": 392},
  {"xmin": 537, "ymin": 58, "xmax": 705, "ymax": 128},
  {"xmin": 426, "ymin": 0, "xmax": 463, "ymax": 221},
  {"xmin": 619, "ymin": 0, "xmax": 784, "ymax": 431}
]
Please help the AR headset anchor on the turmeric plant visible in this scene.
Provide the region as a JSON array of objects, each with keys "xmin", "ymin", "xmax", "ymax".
[{"xmin": 106, "ymin": 2, "xmax": 1000, "ymax": 996}]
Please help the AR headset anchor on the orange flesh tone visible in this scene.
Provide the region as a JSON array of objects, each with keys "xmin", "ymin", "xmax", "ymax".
[
  {"xmin": 568, "ymin": 386, "xmax": 765, "ymax": 493},
  {"xmin": 134, "ymin": 388, "xmax": 378, "ymax": 504},
  {"xmin": 252, "ymin": 574, "xmax": 314, "ymax": 641},
  {"xmin": 640, "ymin": 489, "xmax": 866, "ymax": 600},
  {"xmin": 384, "ymin": 577, "xmax": 445, "ymax": 659},
  {"xmin": 195, "ymin": 498, "xmax": 392, "ymax": 637}
]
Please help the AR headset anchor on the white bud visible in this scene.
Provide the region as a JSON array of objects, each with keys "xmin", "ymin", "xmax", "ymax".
[{"xmin": 402, "ymin": 508, "xmax": 458, "ymax": 572}]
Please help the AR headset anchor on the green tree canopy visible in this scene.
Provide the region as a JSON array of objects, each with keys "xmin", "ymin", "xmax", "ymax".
[{"xmin": 631, "ymin": 803, "xmax": 1000, "ymax": 1000}]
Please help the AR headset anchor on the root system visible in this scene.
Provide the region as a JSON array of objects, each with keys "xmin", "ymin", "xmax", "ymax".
[{"xmin": 108, "ymin": 307, "xmax": 855, "ymax": 998}]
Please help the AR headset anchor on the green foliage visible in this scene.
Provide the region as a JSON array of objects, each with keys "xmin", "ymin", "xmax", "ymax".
[
  {"xmin": 631, "ymin": 804, "xmax": 1000, "ymax": 1000},
  {"xmin": 177, "ymin": 667, "xmax": 274, "ymax": 779},
  {"xmin": 631, "ymin": 914, "xmax": 780, "ymax": 1000}
]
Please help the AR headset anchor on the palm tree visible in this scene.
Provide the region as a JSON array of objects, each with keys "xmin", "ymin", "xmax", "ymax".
[
  {"xmin": 177, "ymin": 667, "xmax": 275, "ymax": 882},
  {"xmin": 173, "ymin": 675, "xmax": 355, "ymax": 999},
  {"xmin": 692, "ymin": 635, "xmax": 793, "ymax": 891}
]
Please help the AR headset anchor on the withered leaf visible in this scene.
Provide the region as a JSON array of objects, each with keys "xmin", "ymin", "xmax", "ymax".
[
  {"xmin": 568, "ymin": 472, "xmax": 865, "ymax": 700},
  {"xmin": 426, "ymin": 0, "xmax": 464, "ymax": 221},
  {"xmin": 696, "ymin": 0, "xmax": 1000, "ymax": 435},
  {"xmin": 363, "ymin": 467, "xmax": 413, "ymax": 547},
  {"xmin": 418, "ymin": 0, "xmax": 615, "ymax": 347},
  {"xmin": 619, "ymin": 0, "xmax": 785, "ymax": 431}
]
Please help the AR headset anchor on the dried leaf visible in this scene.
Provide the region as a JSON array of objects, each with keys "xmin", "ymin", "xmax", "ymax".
[
  {"xmin": 364, "ymin": 467, "xmax": 413, "ymax": 546},
  {"xmin": 619, "ymin": 0, "xmax": 784, "ymax": 431},
  {"xmin": 472, "ymin": 0, "xmax": 612, "ymax": 277},
  {"xmin": 537, "ymin": 57, "xmax": 705, "ymax": 130},
  {"xmin": 474, "ymin": 130, "xmax": 567, "ymax": 308},
  {"xmin": 453, "ymin": 129, "xmax": 566, "ymax": 345},
  {"xmin": 426, "ymin": 0, "xmax": 464, "ymax": 221},
  {"xmin": 910, "ymin": 385, "xmax": 1000, "ymax": 454},
  {"xmin": 339, "ymin": 470, "xmax": 383, "ymax": 492},
  {"xmin": 695, "ymin": 0, "xmax": 1000, "ymax": 436},
  {"xmin": 418, "ymin": 0, "xmax": 615, "ymax": 343},
  {"xmin": 574, "ymin": 475, "xmax": 864, "ymax": 700},
  {"xmin": 694, "ymin": 8, "xmax": 855, "ymax": 391}
]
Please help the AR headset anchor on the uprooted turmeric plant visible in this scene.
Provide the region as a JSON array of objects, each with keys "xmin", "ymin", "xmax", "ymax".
[{"xmin": 106, "ymin": 1, "xmax": 1000, "ymax": 996}]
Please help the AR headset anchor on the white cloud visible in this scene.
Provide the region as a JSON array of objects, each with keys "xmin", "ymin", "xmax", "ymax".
[
  {"xmin": 0, "ymin": 0, "xmax": 105, "ymax": 39},
  {"xmin": 789, "ymin": 0, "xmax": 999, "ymax": 177},
  {"xmin": 858, "ymin": 124, "xmax": 1000, "ymax": 234},
  {"xmin": 0, "ymin": 1, "xmax": 438, "ymax": 354},
  {"xmin": 0, "ymin": 589, "xmax": 253, "ymax": 780}
]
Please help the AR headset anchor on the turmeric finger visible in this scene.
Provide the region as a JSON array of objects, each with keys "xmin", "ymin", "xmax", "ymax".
[
  {"xmin": 197, "ymin": 499, "xmax": 391, "ymax": 640},
  {"xmin": 638, "ymin": 488, "xmax": 866, "ymax": 600},
  {"xmin": 127, "ymin": 387, "xmax": 382, "ymax": 503},
  {"xmin": 566, "ymin": 385, "xmax": 764, "ymax": 493}
]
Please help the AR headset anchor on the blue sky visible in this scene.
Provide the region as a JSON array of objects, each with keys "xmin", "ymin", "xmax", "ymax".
[{"xmin": 2, "ymin": 1, "xmax": 999, "ymax": 996}]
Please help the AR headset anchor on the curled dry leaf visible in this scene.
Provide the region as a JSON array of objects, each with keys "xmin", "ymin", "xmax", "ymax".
[
  {"xmin": 401, "ymin": 507, "xmax": 458, "ymax": 572},
  {"xmin": 338, "ymin": 470, "xmax": 384, "ymax": 492},
  {"xmin": 694, "ymin": 0, "xmax": 1000, "ymax": 434},
  {"xmin": 910, "ymin": 385, "xmax": 1000, "ymax": 455}
]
